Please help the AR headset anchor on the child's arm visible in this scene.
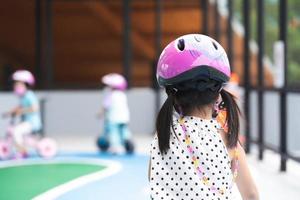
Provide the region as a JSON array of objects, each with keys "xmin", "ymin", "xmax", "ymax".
[
  {"xmin": 19, "ymin": 105, "xmax": 39, "ymax": 114},
  {"xmin": 96, "ymin": 108, "xmax": 105, "ymax": 118},
  {"xmin": 5, "ymin": 106, "xmax": 23, "ymax": 116},
  {"xmin": 235, "ymin": 143, "xmax": 259, "ymax": 200},
  {"xmin": 10, "ymin": 105, "xmax": 38, "ymax": 116},
  {"xmin": 16, "ymin": 93, "xmax": 39, "ymax": 115},
  {"xmin": 218, "ymin": 120, "xmax": 259, "ymax": 199},
  {"xmin": 6, "ymin": 104, "xmax": 39, "ymax": 117}
]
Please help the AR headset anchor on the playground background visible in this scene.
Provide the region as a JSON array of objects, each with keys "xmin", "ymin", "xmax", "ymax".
[{"xmin": 0, "ymin": 0, "xmax": 300, "ymax": 199}]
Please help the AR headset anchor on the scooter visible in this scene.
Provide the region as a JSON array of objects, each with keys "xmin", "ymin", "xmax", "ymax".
[{"xmin": 96, "ymin": 119, "xmax": 135, "ymax": 154}]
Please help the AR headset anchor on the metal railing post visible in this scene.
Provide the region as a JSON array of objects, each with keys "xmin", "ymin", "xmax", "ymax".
[
  {"xmin": 257, "ymin": 0, "xmax": 265, "ymax": 160},
  {"xmin": 243, "ymin": 0, "xmax": 251, "ymax": 153},
  {"xmin": 35, "ymin": 0, "xmax": 42, "ymax": 89},
  {"xmin": 123, "ymin": 0, "xmax": 132, "ymax": 87},
  {"xmin": 154, "ymin": 0, "xmax": 162, "ymax": 115},
  {"xmin": 279, "ymin": 0, "xmax": 288, "ymax": 172},
  {"xmin": 227, "ymin": 0, "xmax": 234, "ymax": 70},
  {"xmin": 214, "ymin": 0, "xmax": 220, "ymax": 41},
  {"xmin": 201, "ymin": 0, "xmax": 208, "ymax": 35},
  {"xmin": 45, "ymin": 0, "xmax": 54, "ymax": 89}
]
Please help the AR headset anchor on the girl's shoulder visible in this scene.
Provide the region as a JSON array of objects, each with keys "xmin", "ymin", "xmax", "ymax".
[
  {"xmin": 22, "ymin": 90, "xmax": 38, "ymax": 102},
  {"xmin": 111, "ymin": 90, "xmax": 127, "ymax": 99},
  {"xmin": 150, "ymin": 133, "xmax": 158, "ymax": 153}
]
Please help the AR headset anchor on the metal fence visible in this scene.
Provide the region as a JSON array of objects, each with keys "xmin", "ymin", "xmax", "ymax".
[{"xmin": 240, "ymin": 0, "xmax": 300, "ymax": 172}]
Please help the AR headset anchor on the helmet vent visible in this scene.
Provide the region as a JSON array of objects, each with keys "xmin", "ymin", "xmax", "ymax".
[
  {"xmin": 194, "ymin": 35, "xmax": 201, "ymax": 42},
  {"xmin": 177, "ymin": 39, "xmax": 185, "ymax": 51},
  {"xmin": 212, "ymin": 41, "xmax": 218, "ymax": 50}
]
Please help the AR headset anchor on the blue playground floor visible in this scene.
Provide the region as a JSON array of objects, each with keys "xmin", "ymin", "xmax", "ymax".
[
  {"xmin": 0, "ymin": 152, "xmax": 149, "ymax": 200},
  {"xmin": 57, "ymin": 152, "xmax": 149, "ymax": 200}
]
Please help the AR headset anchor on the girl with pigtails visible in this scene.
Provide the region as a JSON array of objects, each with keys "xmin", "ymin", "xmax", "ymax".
[{"xmin": 149, "ymin": 34, "xmax": 258, "ymax": 200}]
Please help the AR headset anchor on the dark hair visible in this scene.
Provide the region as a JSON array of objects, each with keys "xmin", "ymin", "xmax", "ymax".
[
  {"xmin": 156, "ymin": 85, "xmax": 240, "ymax": 154},
  {"xmin": 25, "ymin": 83, "xmax": 31, "ymax": 89},
  {"xmin": 156, "ymin": 90, "xmax": 174, "ymax": 154},
  {"xmin": 220, "ymin": 89, "xmax": 241, "ymax": 148}
]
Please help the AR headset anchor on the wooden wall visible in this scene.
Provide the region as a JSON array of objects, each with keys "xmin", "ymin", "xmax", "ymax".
[{"xmin": 0, "ymin": 0, "xmax": 273, "ymax": 89}]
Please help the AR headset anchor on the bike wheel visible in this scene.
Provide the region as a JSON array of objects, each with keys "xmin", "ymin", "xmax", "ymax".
[
  {"xmin": 37, "ymin": 138, "xmax": 57, "ymax": 158},
  {"xmin": 0, "ymin": 140, "xmax": 13, "ymax": 160}
]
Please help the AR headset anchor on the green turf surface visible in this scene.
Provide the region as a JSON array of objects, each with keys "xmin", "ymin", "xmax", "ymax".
[{"xmin": 0, "ymin": 162, "xmax": 106, "ymax": 200}]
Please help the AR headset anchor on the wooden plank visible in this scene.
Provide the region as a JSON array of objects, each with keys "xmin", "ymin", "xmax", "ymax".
[
  {"xmin": 131, "ymin": 9, "xmax": 202, "ymax": 34},
  {"xmin": 84, "ymin": 2, "xmax": 155, "ymax": 60},
  {"xmin": 54, "ymin": 38, "xmax": 152, "ymax": 60},
  {"xmin": 0, "ymin": 0, "xmax": 35, "ymax": 68},
  {"xmin": 53, "ymin": 1, "xmax": 95, "ymax": 15},
  {"xmin": 105, "ymin": 0, "xmax": 201, "ymax": 10},
  {"xmin": 54, "ymin": 60, "xmax": 151, "ymax": 82},
  {"xmin": 53, "ymin": 14, "xmax": 110, "ymax": 37},
  {"xmin": 162, "ymin": 8, "xmax": 201, "ymax": 33}
]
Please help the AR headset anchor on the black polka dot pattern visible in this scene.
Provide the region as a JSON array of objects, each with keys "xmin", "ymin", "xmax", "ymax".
[{"xmin": 150, "ymin": 116, "xmax": 235, "ymax": 199}]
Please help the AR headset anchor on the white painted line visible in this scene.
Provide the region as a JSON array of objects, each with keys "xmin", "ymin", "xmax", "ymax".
[{"xmin": 0, "ymin": 157, "xmax": 122, "ymax": 200}]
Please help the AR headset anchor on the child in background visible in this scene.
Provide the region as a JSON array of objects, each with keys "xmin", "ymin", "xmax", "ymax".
[
  {"xmin": 97, "ymin": 73, "xmax": 134, "ymax": 154},
  {"xmin": 6, "ymin": 70, "xmax": 42, "ymax": 157},
  {"xmin": 149, "ymin": 34, "xmax": 258, "ymax": 199}
]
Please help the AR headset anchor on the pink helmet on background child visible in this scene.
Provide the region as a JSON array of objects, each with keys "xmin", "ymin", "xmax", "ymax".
[
  {"xmin": 102, "ymin": 73, "xmax": 127, "ymax": 90},
  {"xmin": 12, "ymin": 70, "xmax": 35, "ymax": 86},
  {"xmin": 157, "ymin": 34, "xmax": 231, "ymax": 89}
]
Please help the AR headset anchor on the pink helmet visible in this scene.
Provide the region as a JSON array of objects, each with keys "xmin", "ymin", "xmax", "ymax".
[
  {"xmin": 12, "ymin": 70, "xmax": 35, "ymax": 86},
  {"xmin": 156, "ymin": 34, "xmax": 231, "ymax": 88},
  {"xmin": 102, "ymin": 73, "xmax": 127, "ymax": 90}
]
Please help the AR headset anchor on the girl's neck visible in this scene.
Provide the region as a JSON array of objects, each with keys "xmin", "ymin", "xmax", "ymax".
[{"xmin": 188, "ymin": 106, "xmax": 213, "ymax": 120}]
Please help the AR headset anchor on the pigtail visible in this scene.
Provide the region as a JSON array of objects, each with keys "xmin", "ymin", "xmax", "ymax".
[
  {"xmin": 220, "ymin": 89, "xmax": 240, "ymax": 148},
  {"xmin": 156, "ymin": 89, "xmax": 175, "ymax": 154}
]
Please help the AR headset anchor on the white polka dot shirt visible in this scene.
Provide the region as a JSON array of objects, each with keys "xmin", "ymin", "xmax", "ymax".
[{"xmin": 150, "ymin": 116, "xmax": 237, "ymax": 200}]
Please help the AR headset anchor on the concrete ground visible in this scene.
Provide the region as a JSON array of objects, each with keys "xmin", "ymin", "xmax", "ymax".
[
  {"xmin": 246, "ymin": 148, "xmax": 300, "ymax": 199},
  {"xmin": 55, "ymin": 134, "xmax": 300, "ymax": 200}
]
